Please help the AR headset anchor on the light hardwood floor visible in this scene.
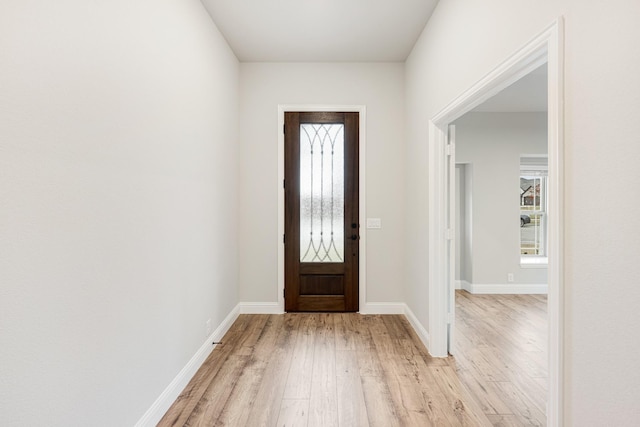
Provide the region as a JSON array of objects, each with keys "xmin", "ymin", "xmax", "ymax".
[
  {"xmin": 452, "ymin": 291, "xmax": 548, "ymax": 426},
  {"xmin": 159, "ymin": 292, "xmax": 547, "ymax": 426}
]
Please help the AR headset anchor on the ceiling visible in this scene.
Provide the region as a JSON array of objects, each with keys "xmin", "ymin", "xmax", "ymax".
[
  {"xmin": 201, "ymin": 1, "xmax": 546, "ymax": 113},
  {"xmin": 472, "ymin": 64, "xmax": 548, "ymax": 112},
  {"xmin": 202, "ymin": 0, "xmax": 440, "ymax": 62}
]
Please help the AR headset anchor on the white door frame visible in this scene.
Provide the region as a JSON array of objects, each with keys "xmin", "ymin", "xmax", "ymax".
[
  {"xmin": 446, "ymin": 124, "xmax": 456, "ymax": 355},
  {"xmin": 427, "ymin": 19, "xmax": 564, "ymax": 426},
  {"xmin": 277, "ymin": 105, "xmax": 367, "ymax": 313}
]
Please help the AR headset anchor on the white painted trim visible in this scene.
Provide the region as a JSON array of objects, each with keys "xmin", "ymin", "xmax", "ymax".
[
  {"xmin": 431, "ymin": 48, "xmax": 548, "ymax": 126},
  {"xmin": 455, "ymin": 280, "xmax": 471, "ymax": 291},
  {"xmin": 447, "ymin": 125, "xmax": 456, "ymax": 355},
  {"xmin": 462, "ymin": 283, "xmax": 548, "ymax": 294},
  {"xmin": 428, "ymin": 120, "xmax": 448, "ymax": 357},
  {"xmin": 239, "ymin": 302, "xmax": 284, "ymax": 314},
  {"xmin": 403, "ymin": 304, "xmax": 430, "ymax": 353},
  {"xmin": 360, "ymin": 302, "xmax": 406, "ymax": 315},
  {"xmin": 520, "ymin": 256, "xmax": 549, "ymax": 265},
  {"xmin": 278, "ymin": 105, "xmax": 367, "ymax": 312},
  {"xmin": 427, "ymin": 18, "xmax": 564, "ymax": 427},
  {"xmin": 546, "ymin": 19, "xmax": 565, "ymax": 427},
  {"xmin": 134, "ymin": 304, "xmax": 241, "ymax": 427}
]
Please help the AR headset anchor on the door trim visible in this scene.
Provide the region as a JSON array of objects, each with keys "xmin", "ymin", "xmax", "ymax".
[
  {"xmin": 278, "ymin": 105, "xmax": 367, "ymax": 313},
  {"xmin": 427, "ymin": 18, "xmax": 564, "ymax": 427}
]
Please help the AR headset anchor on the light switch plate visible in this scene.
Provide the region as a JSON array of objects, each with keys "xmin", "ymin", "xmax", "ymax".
[{"xmin": 366, "ymin": 218, "xmax": 382, "ymax": 229}]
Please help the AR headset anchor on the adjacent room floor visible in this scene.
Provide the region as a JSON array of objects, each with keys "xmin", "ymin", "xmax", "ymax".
[
  {"xmin": 159, "ymin": 292, "xmax": 547, "ymax": 426},
  {"xmin": 453, "ymin": 291, "xmax": 548, "ymax": 426}
]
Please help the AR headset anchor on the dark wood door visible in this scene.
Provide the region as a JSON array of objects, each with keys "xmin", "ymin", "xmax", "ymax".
[{"xmin": 284, "ymin": 112, "xmax": 359, "ymax": 312}]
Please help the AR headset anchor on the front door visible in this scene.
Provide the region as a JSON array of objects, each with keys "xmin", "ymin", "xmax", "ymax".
[{"xmin": 284, "ymin": 112, "xmax": 359, "ymax": 312}]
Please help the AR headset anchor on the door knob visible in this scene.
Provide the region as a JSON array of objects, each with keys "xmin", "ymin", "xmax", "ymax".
[{"xmin": 351, "ymin": 234, "xmax": 358, "ymax": 240}]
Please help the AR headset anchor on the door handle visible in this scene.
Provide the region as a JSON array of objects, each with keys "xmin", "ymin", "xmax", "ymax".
[{"xmin": 351, "ymin": 234, "xmax": 359, "ymax": 240}]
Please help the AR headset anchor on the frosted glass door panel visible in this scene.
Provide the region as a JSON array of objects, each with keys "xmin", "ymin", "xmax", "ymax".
[{"xmin": 300, "ymin": 124, "xmax": 344, "ymax": 262}]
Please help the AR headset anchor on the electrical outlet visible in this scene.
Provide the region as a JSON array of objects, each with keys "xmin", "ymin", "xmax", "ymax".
[
  {"xmin": 507, "ymin": 273, "xmax": 514, "ymax": 283},
  {"xmin": 206, "ymin": 319, "xmax": 212, "ymax": 336}
]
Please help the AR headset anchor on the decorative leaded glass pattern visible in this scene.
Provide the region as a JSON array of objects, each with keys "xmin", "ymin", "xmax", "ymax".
[{"xmin": 300, "ymin": 124, "xmax": 344, "ymax": 262}]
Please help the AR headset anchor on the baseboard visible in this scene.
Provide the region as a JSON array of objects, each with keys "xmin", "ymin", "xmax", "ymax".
[
  {"xmin": 403, "ymin": 304, "xmax": 431, "ymax": 353},
  {"xmin": 360, "ymin": 302, "xmax": 406, "ymax": 314},
  {"xmin": 134, "ymin": 304, "xmax": 240, "ymax": 427},
  {"xmin": 455, "ymin": 280, "xmax": 471, "ymax": 291},
  {"xmin": 239, "ymin": 302, "xmax": 284, "ymax": 314},
  {"xmin": 463, "ymin": 283, "xmax": 548, "ymax": 294}
]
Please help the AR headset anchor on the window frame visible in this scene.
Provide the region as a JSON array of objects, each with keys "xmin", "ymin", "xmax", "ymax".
[{"xmin": 520, "ymin": 157, "xmax": 548, "ymax": 264}]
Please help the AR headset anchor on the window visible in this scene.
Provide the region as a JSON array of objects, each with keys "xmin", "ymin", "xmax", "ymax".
[{"xmin": 520, "ymin": 157, "xmax": 548, "ymax": 262}]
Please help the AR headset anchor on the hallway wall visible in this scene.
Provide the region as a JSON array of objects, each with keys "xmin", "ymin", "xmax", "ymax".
[
  {"xmin": 239, "ymin": 62, "xmax": 406, "ymax": 306},
  {"xmin": 404, "ymin": 0, "xmax": 640, "ymax": 424},
  {"xmin": 0, "ymin": 1, "xmax": 240, "ymax": 425}
]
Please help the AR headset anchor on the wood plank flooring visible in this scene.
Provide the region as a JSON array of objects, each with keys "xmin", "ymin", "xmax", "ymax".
[
  {"xmin": 159, "ymin": 293, "xmax": 547, "ymax": 426},
  {"xmin": 452, "ymin": 291, "xmax": 548, "ymax": 426}
]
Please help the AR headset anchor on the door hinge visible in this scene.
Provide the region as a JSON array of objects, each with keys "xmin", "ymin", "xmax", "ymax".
[
  {"xmin": 446, "ymin": 144, "xmax": 455, "ymax": 156},
  {"xmin": 283, "ymin": 124, "xmax": 286, "ymax": 134},
  {"xmin": 283, "ymin": 288, "xmax": 286, "ymax": 298},
  {"xmin": 283, "ymin": 179, "xmax": 285, "ymax": 189},
  {"xmin": 283, "ymin": 234, "xmax": 286, "ymax": 244}
]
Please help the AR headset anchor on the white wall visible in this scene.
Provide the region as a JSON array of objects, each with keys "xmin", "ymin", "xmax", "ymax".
[
  {"xmin": 405, "ymin": 0, "xmax": 640, "ymax": 424},
  {"xmin": 0, "ymin": 1, "xmax": 239, "ymax": 426},
  {"xmin": 455, "ymin": 165, "xmax": 464, "ymax": 281},
  {"xmin": 455, "ymin": 163, "xmax": 474, "ymax": 285},
  {"xmin": 239, "ymin": 63, "xmax": 405, "ymax": 305},
  {"xmin": 455, "ymin": 112, "xmax": 547, "ymax": 287}
]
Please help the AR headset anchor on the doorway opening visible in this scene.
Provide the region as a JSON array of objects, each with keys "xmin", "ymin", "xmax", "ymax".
[
  {"xmin": 427, "ymin": 19, "xmax": 564, "ymax": 426},
  {"xmin": 452, "ymin": 63, "xmax": 550, "ymax": 424}
]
